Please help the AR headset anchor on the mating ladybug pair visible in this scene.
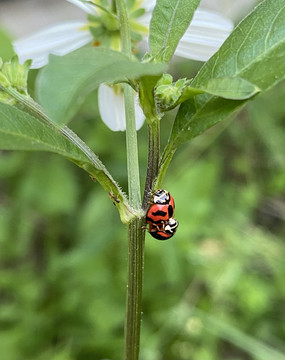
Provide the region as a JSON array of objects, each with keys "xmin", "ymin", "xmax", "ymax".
[{"xmin": 146, "ymin": 189, "xmax": 179, "ymax": 240}]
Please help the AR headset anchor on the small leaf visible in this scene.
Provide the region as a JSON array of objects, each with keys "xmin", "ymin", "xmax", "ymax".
[
  {"xmin": 197, "ymin": 77, "xmax": 260, "ymax": 100},
  {"xmin": 174, "ymin": 86, "xmax": 204, "ymax": 104},
  {"xmin": 36, "ymin": 47, "xmax": 166, "ymax": 125},
  {"xmin": 149, "ymin": 0, "xmax": 201, "ymax": 62},
  {"xmin": 170, "ymin": 0, "xmax": 285, "ymax": 146},
  {"xmin": 177, "ymin": 77, "xmax": 260, "ymax": 105}
]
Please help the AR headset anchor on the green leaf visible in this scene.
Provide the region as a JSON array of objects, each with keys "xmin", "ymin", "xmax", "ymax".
[
  {"xmin": 139, "ymin": 75, "xmax": 162, "ymax": 120},
  {"xmin": 175, "ymin": 77, "xmax": 260, "ymax": 108},
  {"xmin": 0, "ymin": 102, "xmax": 87, "ymax": 161},
  {"xmin": 196, "ymin": 77, "xmax": 260, "ymax": 100},
  {"xmin": 177, "ymin": 86, "xmax": 204, "ymax": 102},
  {"xmin": 36, "ymin": 47, "xmax": 166, "ymax": 125},
  {"xmin": 0, "ymin": 102, "xmax": 136, "ymax": 223},
  {"xmin": 149, "ymin": 0, "xmax": 201, "ymax": 62},
  {"xmin": 171, "ymin": 0, "xmax": 285, "ymax": 146}
]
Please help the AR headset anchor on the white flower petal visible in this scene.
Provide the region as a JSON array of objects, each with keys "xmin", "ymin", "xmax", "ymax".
[
  {"xmin": 98, "ymin": 84, "xmax": 145, "ymax": 132},
  {"xmin": 66, "ymin": 0, "xmax": 96, "ymax": 15},
  {"xmin": 193, "ymin": 9, "xmax": 233, "ymax": 32},
  {"xmin": 138, "ymin": 0, "xmax": 156, "ymax": 27},
  {"xmin": 175, "ymin": 8, "xmax": 233, "ymax": 61},
  {"xmin": 134, "ymin": 96, "xmax": 146, "ymax": 131},
  {"xmin": 140, "ymin": 7, "xmax": 233, "ymax": 62},
  {"xmin": 138, "ymin": 11, "xmax": 153, "ymax": 27},
  {"xmin": 98, "ymin": 84, "xmax": 125, "ymax": 131},
  {"xmin": 141, "ymin": 0, "xmax": 156, "ymax": 12},
  {"xmin": 13, "ymin": 21, "xmax": 92, "ymax": 68}
]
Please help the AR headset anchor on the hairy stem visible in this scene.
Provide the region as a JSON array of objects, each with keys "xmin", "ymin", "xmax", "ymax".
[
  {"xmin": 115, "ymin": 0, "xmax": 141, "ymax": 208},
  {"xmin": 124, "ymin": 83, "xmax": 141, "ymax": 208},
  {"xmin": 115, "ymin": 1, "xmax": 145, "ymax": 359},
  {"xmin": 156, "ymin": 142, "xmax": 176, "ymax": 189},
  {"xmin": 125, "ymin": 217, "xmax": 145, "ymax": 360},
  {"xmin": 116, "ymin": 0, "xmax": 132, "ymax": 56},
  {"xmin": 142, "ymin": 119, "xmax": 160, "ymax": 210}
]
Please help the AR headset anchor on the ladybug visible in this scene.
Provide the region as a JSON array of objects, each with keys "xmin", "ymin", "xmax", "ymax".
[
  {"xmin": 147, "ymin": 217, "xmax": 179, "ymax": 240},
  {"xmin": 146, "ymin": 189, "xmax": 175, "ymax": 223},
  {"xmin": 146, "ymin": 189, "xmax": 178, "ymax": 240}
]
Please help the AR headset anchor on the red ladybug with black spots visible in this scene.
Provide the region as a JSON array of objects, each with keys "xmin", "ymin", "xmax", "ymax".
[
  {"xmin": 146, "ymin": 189, "xmax": 178, "ymax": 240},
  {"xmin": 146, "ymin": 189, "xmax": 175, "ymax": 223}
]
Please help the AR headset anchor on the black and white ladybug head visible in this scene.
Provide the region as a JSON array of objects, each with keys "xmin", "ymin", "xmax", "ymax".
[
  {"xmin": 153, "ymin": 189, "xmax": 170, "ymax": 205},
  {"xmin": 164, "ymin": 217, "xmax": 179, "ymax": 235}
]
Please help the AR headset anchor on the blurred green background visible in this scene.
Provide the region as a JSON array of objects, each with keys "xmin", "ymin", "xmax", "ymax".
[{"xmin": 1, "ymin": 19, "xmax": 285, "ymax": 360}]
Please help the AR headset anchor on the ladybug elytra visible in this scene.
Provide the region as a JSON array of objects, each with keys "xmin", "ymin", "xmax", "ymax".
[{"xmin": 146, "ymin": 189, "xmax": 175, "ymax": 223}]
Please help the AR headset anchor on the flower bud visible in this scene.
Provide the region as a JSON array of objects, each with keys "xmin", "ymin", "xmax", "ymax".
[
  {"xmin": 155, "ymin": 74, "xmax": 190, "ymax": 111},
  {"xmin": 0, "ymin": 57, "xmax": 11, "ymax": 88},
  {"xmin": 0, "ymin": 56, "xmax": 32, "ymax": 94}
]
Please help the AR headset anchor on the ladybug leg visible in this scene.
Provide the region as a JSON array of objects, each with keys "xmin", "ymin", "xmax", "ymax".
[
  {"xmin": 142, "ymin": 221, "xmax": 153, "ymax": 231},
  {"xmin": 146, "ymin": 221, "xmax": 160, "ymax": 233},
  {"xmin": 156, "ymin": 221, "xmax": 166, "ymax": 231}
]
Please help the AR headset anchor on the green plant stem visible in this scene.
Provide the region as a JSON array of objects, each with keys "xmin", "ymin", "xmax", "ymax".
[
  {"xmin": 142, "ymin": 119, "xmax": 160, "ymax": 210},
  {"xmin": 115, "ymin": 0, "xmax": 141, "ymax": 208},
  {"xmin": 156, "ymin": 142, "xmax": 176, "ymax": 189},
  {"xmin": 115, "ymin": 0, "xmax": 132, "ymax": 56},
  {"xmin": 115, "ymin": 1, "xmax": 145, "ymax": 359},
  {"xmin": 125, "ymin": 216, "xmax": 145, "ymax": 360},
  {"xmin": 124, "ymin": 83, "xmax": 141, "ymax": 208}
]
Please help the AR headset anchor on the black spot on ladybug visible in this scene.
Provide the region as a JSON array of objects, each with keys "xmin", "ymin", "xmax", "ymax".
[
  {"xmin": 152, "ymin": 210, "xmax": 167, "ymax": 217},
  {"xmin": 168, "ymin": 205, "xmax": 173, "ymax": 218}
]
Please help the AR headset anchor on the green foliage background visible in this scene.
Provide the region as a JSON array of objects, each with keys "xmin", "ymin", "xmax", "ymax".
[{"xmin": 0, "ymin": 26, "xmax": 285, "ymax": 360}]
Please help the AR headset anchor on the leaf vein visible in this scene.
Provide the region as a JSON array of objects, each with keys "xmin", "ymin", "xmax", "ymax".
[
  {"xmin": 234, "ymin": 17, "xmax": 259, "ymax": 75},
  {"xmin": 162, "ymin": 0, "xmax": 182, "ymax": 50},
  {"xmin": 264, "ymin": 4, "xmax": 285, "ymax": 48}
]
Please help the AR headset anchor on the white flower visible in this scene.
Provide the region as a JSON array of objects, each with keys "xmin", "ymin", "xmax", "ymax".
[
  {"xmin": 98, "ymin": 84, "xmax": 145, "ymax": 131},
  {"xmin": 13, "ymin": 0, "xmax": 233, "ymax": 131}
]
